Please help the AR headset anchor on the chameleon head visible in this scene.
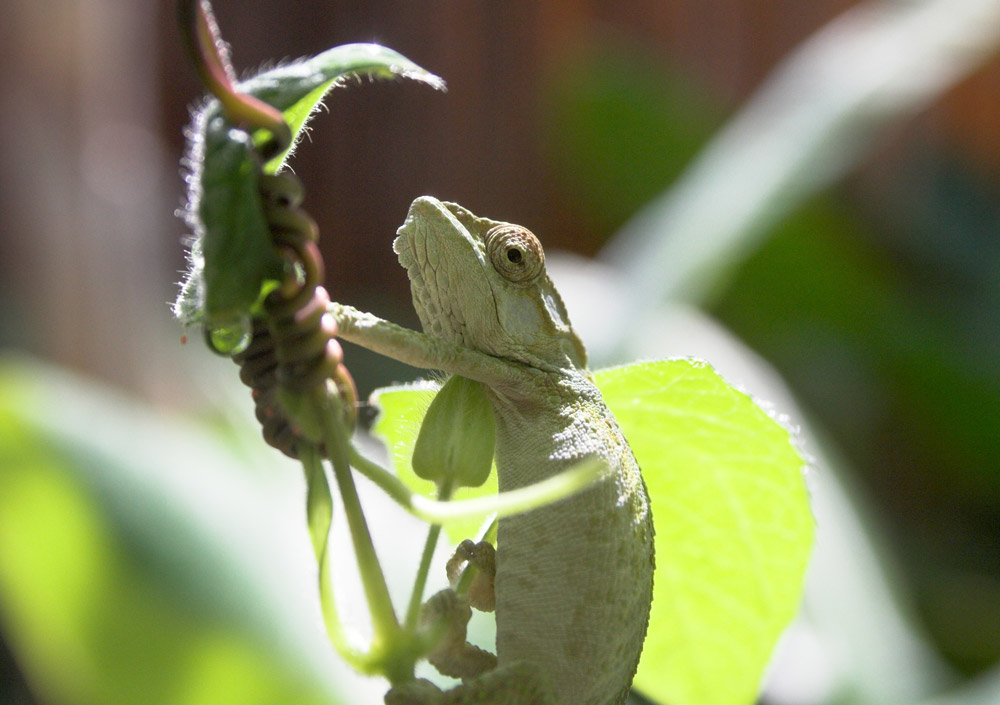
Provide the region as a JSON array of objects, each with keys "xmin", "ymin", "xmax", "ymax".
[{"xmin": 394, "ymin": 196, "xmax": 587, "ymax": 371}]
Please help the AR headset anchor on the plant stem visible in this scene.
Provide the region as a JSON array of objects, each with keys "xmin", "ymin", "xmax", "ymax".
[
  {"xmin": 314, "ymin": 391, "xmax": 402, "ymax": 666},
  {"xmin": 299, "ymin": 445, "xmax": 368, "ymax": 669},
  {"xmin": 403, "ymin": 480, "xmax": 453, "ymax": 631},
  {"xmin": 177, "ymin": 0, "xmax": 290, "ymax": 146},
  {"xmin": 349, "ymin": 445, "xmax": 604, "ymax": 524},
  {"xmin": 349, "ymin": 445, "xmax": 416, "ymax": 509}
]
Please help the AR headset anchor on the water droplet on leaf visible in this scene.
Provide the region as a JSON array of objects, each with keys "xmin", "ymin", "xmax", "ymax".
[{"xmin": 205, "ymin": 315, "xmax": 252, "ymax": 355}]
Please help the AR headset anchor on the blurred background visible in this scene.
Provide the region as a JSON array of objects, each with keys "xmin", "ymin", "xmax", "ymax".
[{"xmin": 1, "ymin": 0, "xmax": 998, "ymax": 704}]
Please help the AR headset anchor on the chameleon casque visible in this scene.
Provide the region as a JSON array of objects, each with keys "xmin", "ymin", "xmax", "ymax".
[{"xmin": 331, "ymin": 197, "xmax": 655, "ymax": 705}]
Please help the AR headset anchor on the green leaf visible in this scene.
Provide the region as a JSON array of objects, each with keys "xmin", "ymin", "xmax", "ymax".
[
  {"xmin": 174, "ymin": 43, "xmax": 444, "ymax": 329},
  {"xmin": 595, "ymin": 360, "xmax": 813, "ymax": 705},
  {"xmin": 0, "ymin": 356, "xmax": 347, "ymax": 705},
  {"xmin": 240, "ymin": 43, "xmax": 445, "ymax": 174},
  {"xmin": 370, "ymin": 382, "xmax": 498, "ymax": 543},
  {"xmin": 196, "ymin": 127, "xmax": 277, "ymax": 334},
  {"xmin": 412, "ymin": 376, "xmax": 495, "ymax": 490}
]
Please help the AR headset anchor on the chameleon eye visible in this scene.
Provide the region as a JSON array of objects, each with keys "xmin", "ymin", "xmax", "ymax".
[{"xmin": 485, "ymin": 224, "xmax": 544, "ymax": 283}]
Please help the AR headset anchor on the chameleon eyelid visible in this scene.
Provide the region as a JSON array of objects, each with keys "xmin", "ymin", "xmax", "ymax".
[{"xmin": 485, "ymin": 224, "xmax": 544, "ymax": 283}]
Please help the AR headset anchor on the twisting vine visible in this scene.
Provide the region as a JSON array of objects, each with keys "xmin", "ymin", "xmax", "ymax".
[
  {"xmin": 177, "ymin": 0, "xmax": 419, "ymax": 684},
  {"xmin": 232, "ymin": 172, "xmax": 357, "ymax": 459}
]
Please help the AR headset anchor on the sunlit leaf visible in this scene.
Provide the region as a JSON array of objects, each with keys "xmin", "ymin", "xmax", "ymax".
[{"xmin": 596, "ymin": 360, "xmax": 813, "ymax": 705}]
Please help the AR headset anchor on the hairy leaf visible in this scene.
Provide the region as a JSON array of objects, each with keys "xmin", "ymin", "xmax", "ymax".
[
  {"xmin": 242, "ymin": 43, "xmax": 445, "ymax": 174},
  {"xmin": 174, "ymin": 43, "xmax": 444, "ymax": 329}
]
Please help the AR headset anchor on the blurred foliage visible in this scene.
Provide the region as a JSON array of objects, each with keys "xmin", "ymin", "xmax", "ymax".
[
  {"xmin": 0, "ymin": 357, "xmax": 345, "ymax": 705},
  {"xmin": 713, "ymin": 186, "xmax": 1000, "ymax": 675},
  {"xmin": 716, "ymin": 191, "xmax": 1000, "ymax": 505},
  {"xmin": 542, "ymin": 42, "xmax": 722, "ymax": 244}
]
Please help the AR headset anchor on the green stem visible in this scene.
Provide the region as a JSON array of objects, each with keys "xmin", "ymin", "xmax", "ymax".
[
  {"xmin": 349, "ymin": 445, "xmax": 604, "ymax": 524},
  {"xmin": 403, "ymin": 481, "xmax": 453, "ymax": 631},
  {"xmin": 404, "ymin": 527, "xmax": 442, "ymax": 632},
  {"xmin": 299, "ymin": 445, "xmax": 368, "ymax": 669},
  {"xmin": 349, "ymin": 445, "xmax": 417, "ymax": 509},
  {"xmin": 314, "ymin": 392, "xmax": 402, "ymax": 665}
]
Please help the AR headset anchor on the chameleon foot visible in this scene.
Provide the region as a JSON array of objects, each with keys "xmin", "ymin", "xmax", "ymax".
[
  {"xmin": 446, "ymin": 539, "xmax": 496, "ymax": 612},
  {"xmin": 384, "ymin": 678, "xmax": 443, "ymax": 705},
  {"xmin": 421, "ymin": 589, "xmax": 497, "ymax": 679},
  {"xmin": 447, "ymin": 662, "xmax": 554, "ymax": 705},
  {"xmin": 384, "ymin": 665, "xmax": 553, "ymax": 705}
]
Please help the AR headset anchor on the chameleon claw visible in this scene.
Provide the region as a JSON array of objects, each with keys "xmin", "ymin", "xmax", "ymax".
[
  {"xmin": 384, "ymin": 678, "xmax": 443, "ymax": 705},
  {"xmin": 446, "ymin": 539, "xmax": 496, "ymax": 612}
]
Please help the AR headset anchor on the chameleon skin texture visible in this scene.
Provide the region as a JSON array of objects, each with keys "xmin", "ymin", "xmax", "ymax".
[{"xmin": 394, "ymin": 198, "xmax": 654, "ymax": 705}]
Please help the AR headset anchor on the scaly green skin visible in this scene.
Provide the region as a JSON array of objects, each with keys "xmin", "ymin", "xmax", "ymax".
[{"xmin": 333, "ymin": 197, "xmax": 654, "ymax": 705}]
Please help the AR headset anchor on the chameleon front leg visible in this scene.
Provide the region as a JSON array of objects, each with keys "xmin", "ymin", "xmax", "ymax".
[
  {"xmin": 419, "ymin": 539, "xmax": 497, "ymax": 678},
  {"xmin": 334, "ymin": 302, "xmax": 558, "ymax": 705},
  {"xmin": 330, "ymin": 303, "xmax": 537, "ymax": 391},
  {"xmin": 386, "ymin": 540, "xmax": 552, "ymax": 705}
]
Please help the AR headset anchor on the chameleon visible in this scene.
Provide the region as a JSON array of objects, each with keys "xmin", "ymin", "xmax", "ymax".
[{"xmin": 331, "ymin": 197, "xmax": 654, "ymax": 705}]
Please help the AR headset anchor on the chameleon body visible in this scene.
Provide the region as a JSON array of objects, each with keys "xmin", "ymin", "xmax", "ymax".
[{"xmin": 332, "ymin": 197, "xmax": 654, "ymax": 705}]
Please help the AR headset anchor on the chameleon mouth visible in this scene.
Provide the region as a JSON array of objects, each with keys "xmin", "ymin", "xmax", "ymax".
[{"xmin": 393, "ymin": 197, "xmax": 476, "ymax": 346}]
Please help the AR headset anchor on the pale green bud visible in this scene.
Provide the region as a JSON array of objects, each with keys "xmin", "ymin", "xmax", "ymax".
[{"xmin": 412, "ymin": 376, "xmax": 495, "ymax": 490}]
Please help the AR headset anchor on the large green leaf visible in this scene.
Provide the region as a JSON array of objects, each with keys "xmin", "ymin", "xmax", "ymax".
[
  {"xmin": 596, "ymin": 360, "xmax": 813, "ymax": 705},
  {"xmin": 0, "ymin": 356, "xmax": 346, "ymax": 705},
  {"xmin": 174, "ymin": 43, "xmax": 444, "ymax": 329},
  {"xmin": 370, "ymin": 381, "xmax": 498, "ymax": 543}
]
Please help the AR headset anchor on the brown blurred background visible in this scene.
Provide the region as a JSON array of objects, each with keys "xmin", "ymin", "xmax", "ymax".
[
  {"xmin": 4, "ymin": 0, "xmax": 998, "ymax": 393},
  {"xmin": 2, "ymin": 0, "xmax": 999, "ymax": 702}
]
